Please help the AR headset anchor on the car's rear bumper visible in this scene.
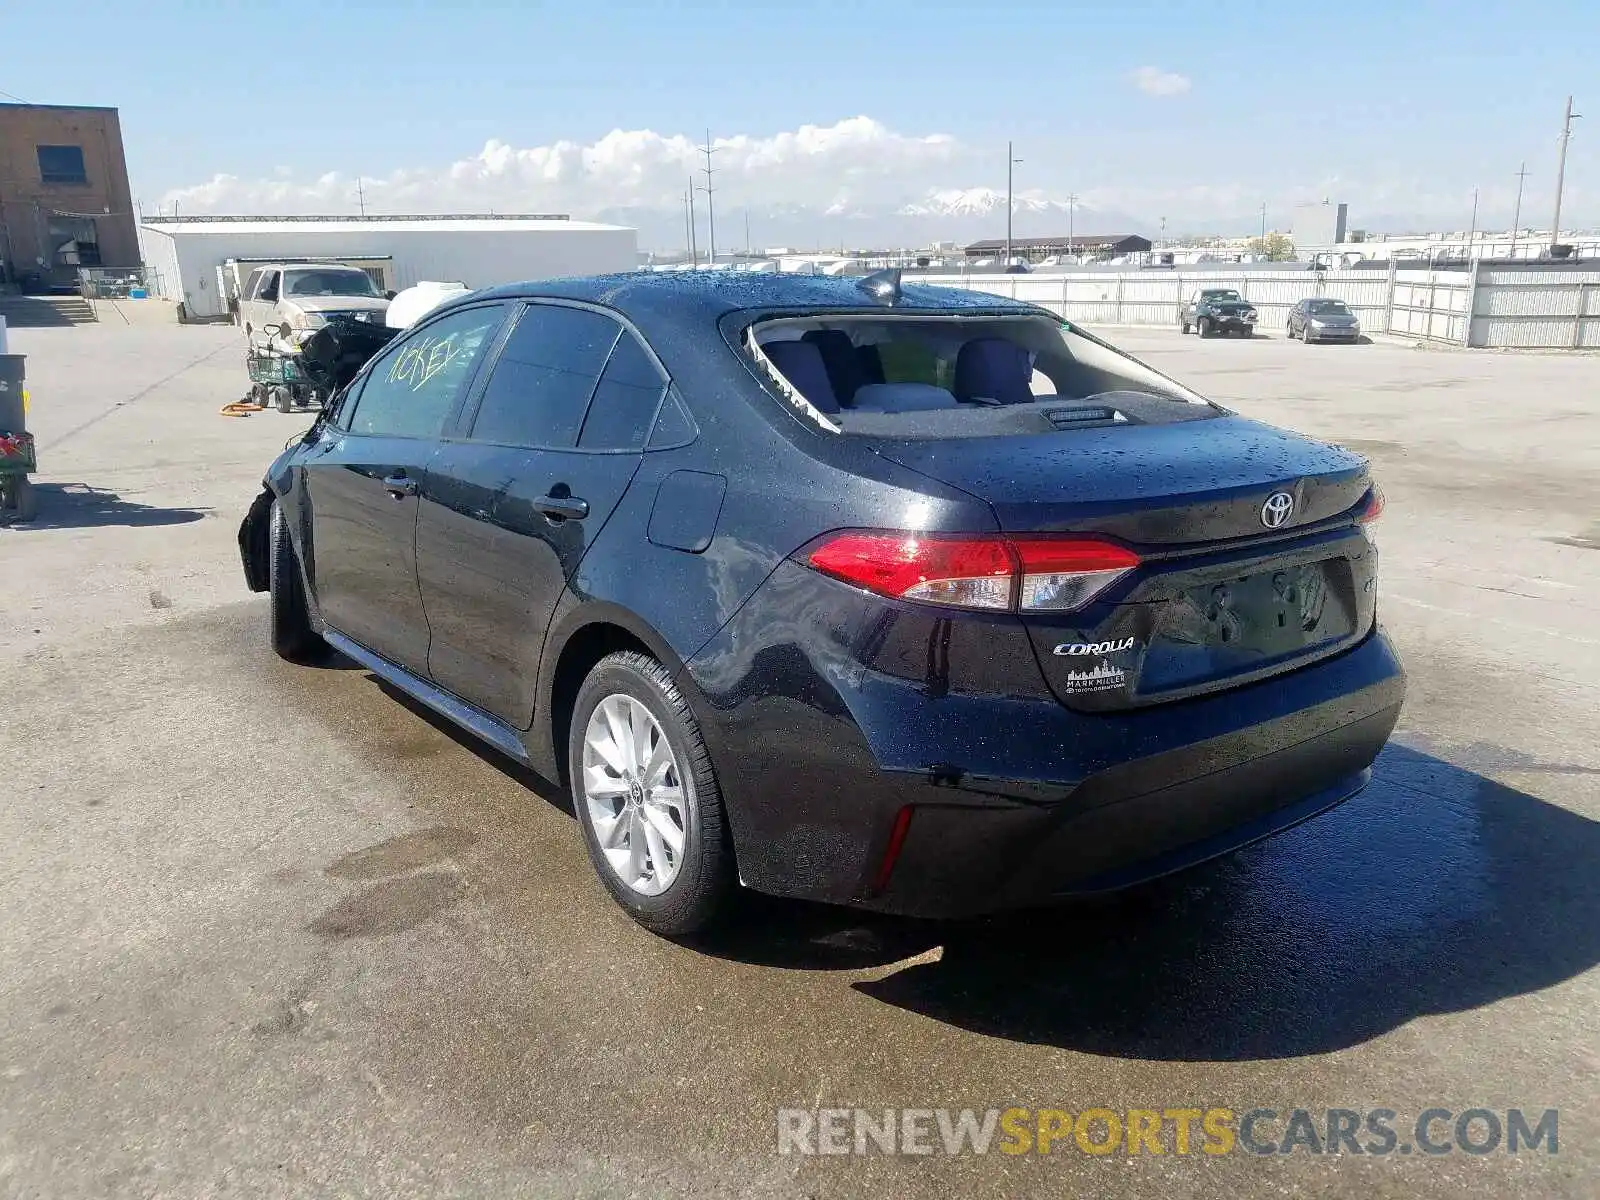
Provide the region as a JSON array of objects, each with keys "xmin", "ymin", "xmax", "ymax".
[
  {"xmin": 872, "ymin": 691, "xmax": 1396, "ymax": 917},
  {"xmin": 684, "ymin": 563, "xmax": 1405, "ymax": 918}
]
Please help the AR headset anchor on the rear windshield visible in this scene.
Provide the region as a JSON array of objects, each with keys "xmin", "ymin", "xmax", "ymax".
[{"xmin": 747, "ymin": 313, "xmax": 1219, "ymax": 439}]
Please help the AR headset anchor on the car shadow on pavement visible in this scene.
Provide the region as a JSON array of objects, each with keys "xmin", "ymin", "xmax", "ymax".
[
  {"xmin": 6, "ymin": 482, "xmax": 208, "ymax": 529},
  {"xmin": 841, "ymin": 742, "xmax": 1600, "ymax": 1060},
  {"xmin": 370, "ymin": 679, "xmax": 575, "ymax": 817}
]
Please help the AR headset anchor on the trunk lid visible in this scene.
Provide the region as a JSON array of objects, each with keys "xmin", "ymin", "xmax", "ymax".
[{"xmin": 868, "ymin": 416, "xmax": 1378, "ymax": 709}]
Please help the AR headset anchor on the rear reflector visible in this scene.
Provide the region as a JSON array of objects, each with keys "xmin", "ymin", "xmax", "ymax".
[
  {"xmin": 805, "ymin": 531, "xmax": 1140, "ymax": 612},
  {"xmin": 869, "ymin": 805, "xmax": 916, "ymax": 895}
]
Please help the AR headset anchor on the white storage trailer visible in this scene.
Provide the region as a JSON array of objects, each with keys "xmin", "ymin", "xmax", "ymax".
[{"xmin": 137, "ymin": 214, "xmax": 637, "ymax": 320}]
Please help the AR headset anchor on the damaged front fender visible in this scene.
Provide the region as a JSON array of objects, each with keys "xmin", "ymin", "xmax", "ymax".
[{"xmin": 239, "ymin": 486, "xmax": 274, "ymax": 592}]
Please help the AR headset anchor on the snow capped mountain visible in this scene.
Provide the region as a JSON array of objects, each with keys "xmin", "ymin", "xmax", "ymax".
[
  {"xmin": 897, "ymin": 188, "xmax": 1078, "ymax": 217},
  {"xmin": 599, "ymin": 188, "xmax": 1151, "ymax": 253}
]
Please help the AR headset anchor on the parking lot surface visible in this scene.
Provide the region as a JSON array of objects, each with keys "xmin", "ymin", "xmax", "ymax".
[{"xmin": 1, "ymin": 322, "xmax": 1596, "ymax": 1198}]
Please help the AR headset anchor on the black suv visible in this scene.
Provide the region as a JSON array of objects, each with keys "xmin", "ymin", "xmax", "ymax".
[
  {"xmin": 240, "ymin": 272, "xmax": 1401, "ymax": 937},
  {"xmin": 1180, "ymin": 288, "xmax": 1259, "ymax": 337}
]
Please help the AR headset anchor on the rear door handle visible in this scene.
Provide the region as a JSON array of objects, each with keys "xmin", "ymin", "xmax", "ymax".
[
  {"xmin": 533, "ymin": 492, "xmax": 589, "ymax": 521},
  {"xmin": 382, "ymin": 472, "xmax": 419, "ymax": 499}
]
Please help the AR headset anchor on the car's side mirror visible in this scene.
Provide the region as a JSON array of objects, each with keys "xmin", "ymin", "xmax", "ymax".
[{"xmin": 384, "ymin": 290, "xmax": 397, "ymax": 300}]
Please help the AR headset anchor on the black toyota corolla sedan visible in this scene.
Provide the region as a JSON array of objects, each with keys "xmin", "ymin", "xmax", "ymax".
[{"xmin": 239, "ymin": 271, "xmax": 1404, "ymax": 936}]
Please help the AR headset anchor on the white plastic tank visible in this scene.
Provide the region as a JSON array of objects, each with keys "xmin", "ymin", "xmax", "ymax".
[{"xmin": 385, "ymin": 281, "xmax": 471, "ymax": 329}]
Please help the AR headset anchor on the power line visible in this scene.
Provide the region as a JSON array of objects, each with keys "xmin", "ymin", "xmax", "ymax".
[{"xmin": 0, "ymin": 86, "xmax": 28, "ymax": 103}]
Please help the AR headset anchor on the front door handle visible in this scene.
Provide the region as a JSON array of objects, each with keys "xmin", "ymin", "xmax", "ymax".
[
  {"xmin": 382, "ymin": 472, "xmax": 419, "ymax": 499},
  {"xmin": 533, "ymin": 491, "xmax": 589, "ymax": 521}
]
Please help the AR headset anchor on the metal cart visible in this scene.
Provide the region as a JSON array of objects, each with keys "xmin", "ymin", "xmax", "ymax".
[{"xmin": 244, "ymin": 344, "xmax": 325, "ymax": 413}]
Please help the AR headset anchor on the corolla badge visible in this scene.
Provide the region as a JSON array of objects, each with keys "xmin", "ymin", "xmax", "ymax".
[
  {"xmin": 1260, "ymin": 491, "xmax": 1296, "ymax": 529},
  {"xmin": 1053, "ymin": 636, "xmax": 1136, "ymax": 657}
]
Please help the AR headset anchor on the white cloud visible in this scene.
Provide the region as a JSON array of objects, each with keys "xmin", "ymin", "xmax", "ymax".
[
  {"xmin": 1130, "ymin": 66, "xmax": 1191, "ymax": 97},
  {"xmin": 155, "ymin": 116, "xmax": 962, "ymax": 218}
]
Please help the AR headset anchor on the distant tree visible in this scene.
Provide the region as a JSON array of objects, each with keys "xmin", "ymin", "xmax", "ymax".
[{"xmin": 1246, "ymin": 232, "xmax": 1296, "ymax": 261}]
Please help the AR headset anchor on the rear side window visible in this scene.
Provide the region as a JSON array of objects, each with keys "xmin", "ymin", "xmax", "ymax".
[
  {"xmin": 578, "ymin": 331, "xmax": 667, "ymax": 450},
  {"xmin": 347, "ymin": 304, "xmax": 506, "ymax": 439},
  {"xmin": 470, "ymin": 304, "xmax": 619, "ymax": 448}
]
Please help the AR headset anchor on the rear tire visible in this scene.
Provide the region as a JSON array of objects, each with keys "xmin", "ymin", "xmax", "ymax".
[
  {"xmin": 269, "ymin": 500, "xmax": 326, "ymax": 663},
  {"xmin": 1180, "ymin": 320, "xmax": 1191, "ymax": 334},
  {"xmin": 569, "ymin": 651, "xmax": 734, "ymax": 937}
]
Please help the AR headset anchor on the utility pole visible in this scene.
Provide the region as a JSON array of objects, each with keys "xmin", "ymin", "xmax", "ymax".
[
  {"xmin": 687, "ymin": 178, "xmax": 698, "ymax": 268},
  {"xmin": 1510, "ymin": 162, "xmax": 1529, "ymax": 259},
  {"xmin": 745, "ymin": 206, "xmax": 751, "ymax": 256},
  {"xmin": 1005, "ymin": 141, "xmax": 1023, "ymax": 265},
  {"xmin": 1064, "ymin": 193, "xmax": 1079, "ymax": 259},
  {"xmin": 1260, "ymin": 202, "xmax": 1267, "ymax": 249},
  {"xmin": 683, "ymin": 185, "xmax": 694, "ymax": 266},
  {"xmin": 356, "ymin": 177, "xmax": 366, "ymax": 217},
  {"xmin": 1551, "ymin": 95, "xmax": 1581, "ymax": 253},
  {"xmin": 1468, "ymin": 186, "xmax": 1478, "ymax": 257},
  {"xmin": 698, "ymin": 130, "xmax": 720, "ymax": 265}
]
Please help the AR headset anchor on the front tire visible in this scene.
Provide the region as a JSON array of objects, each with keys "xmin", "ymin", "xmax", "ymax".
[
  {"xmin": 269, "ymin": 501, "xmax": 326, "ymax": 663},
  {"xmin": 1198, "ymin": 316, "xmax": 1213, "ymax": 338},
  {"xmin": 569, "ymin": 651, "xmax": 733, "ymax": 937},
  {"xmin": 1303, "ymin": 323, "xmax": 1314, "ymax": 344}
]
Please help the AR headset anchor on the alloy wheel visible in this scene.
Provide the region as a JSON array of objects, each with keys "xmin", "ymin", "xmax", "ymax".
[{"xmin": 580, "ymin": 694, "xmax": 690, "ymax": 896}]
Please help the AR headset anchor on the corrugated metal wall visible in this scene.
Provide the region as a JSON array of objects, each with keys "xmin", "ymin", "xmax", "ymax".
[
  {"xmin": 1472, "ymin": 266, "xmax": 1600, "ymax": 348},
  {"xmin": 915, "ymin": 265, "xmax": 1600, "ymax": 349},
  {"xmin": 915, "ymin": 270, "xmax": 1393, "ymax": 333}
]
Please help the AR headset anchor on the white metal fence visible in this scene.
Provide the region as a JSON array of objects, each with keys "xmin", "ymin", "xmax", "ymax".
[{"xmin": 914, "ymin": 264, "xmax": 1600, "ymax": 349}]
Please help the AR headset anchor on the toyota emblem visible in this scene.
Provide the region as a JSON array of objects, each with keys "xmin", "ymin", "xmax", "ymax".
[{"xmin": 1261, "ymin": 491, "xmax": 1296, "ymax": 529}]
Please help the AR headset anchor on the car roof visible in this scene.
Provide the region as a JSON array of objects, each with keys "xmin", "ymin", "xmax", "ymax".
[{"xmin": 445, "ymin": 271, "xmax": 1041, "ymax": 330}]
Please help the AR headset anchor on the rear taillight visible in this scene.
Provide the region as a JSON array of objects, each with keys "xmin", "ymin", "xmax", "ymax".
[
  {"xmin": 1010, "ymin": 538, "xmax": 1142, "ymax": 611},
  {"xmin": 805, "ymin": 531, "xmax": 1140, "ymax": 613},
  {"xmin": 1356, "ymin": 484, "xmax": 1385, "ymax": 524}
]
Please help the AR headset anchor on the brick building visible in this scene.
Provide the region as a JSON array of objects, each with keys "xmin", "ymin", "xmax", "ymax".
[{"xmin": 0, "ymin": 103, "xmax": 139, "ymax": 290}]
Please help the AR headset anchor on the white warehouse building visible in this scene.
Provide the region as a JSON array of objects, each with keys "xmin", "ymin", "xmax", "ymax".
[{"xmin": 137, "ymin": 213, "xmax": 637, "ymax": 320}]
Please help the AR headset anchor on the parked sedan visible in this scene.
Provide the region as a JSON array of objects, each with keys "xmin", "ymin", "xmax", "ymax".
[
  {"xmin": 239, "ymin": 272, "xmax": 1403, "ymax": 936},
  {"xmin": 1289, "ymin": 297, "xmax": 1362, "ymax": 343}
]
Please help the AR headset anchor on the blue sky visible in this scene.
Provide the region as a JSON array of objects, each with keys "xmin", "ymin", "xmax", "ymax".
[{"xmin": 4, "ymin": 0, "xmax": 1594, "ymax": 237}]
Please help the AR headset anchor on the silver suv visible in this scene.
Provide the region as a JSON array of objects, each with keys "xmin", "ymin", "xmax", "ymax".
[{"xmin": 240, "ymin": 263, "xmax": 391, "ymax": 352}]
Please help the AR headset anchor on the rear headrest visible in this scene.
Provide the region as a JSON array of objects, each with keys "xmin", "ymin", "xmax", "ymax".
[
  {"xmin": 953, "ymin": 337, "xmax": 1033, "ymax": 405},
  {"xmin": 803, "ymin": 329, "xmax": 869, "ymax": 404},
  {"xmin": 851, "ymin": 383, "xmax": 959, "ymax": 413},
  {"xmin": 761, "ymin": 339, "xmax": 839, "ymax": 413}
]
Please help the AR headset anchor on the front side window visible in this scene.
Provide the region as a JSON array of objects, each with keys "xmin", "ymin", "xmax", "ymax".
[
  {"xmin": 469, "ymin": 304, "xmax": 620, "ymax": 448},
  {"xmin": 347, "ymin": 304, "xmax": 507, "ymax": 439},
  {"xmin": 256, "ymin": 271, "xmax": 280, "ymax": 302},
  {"xmin": 37, "ymin": 144, "xmax": 87, "ymax": 184}
]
